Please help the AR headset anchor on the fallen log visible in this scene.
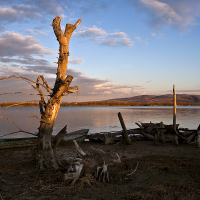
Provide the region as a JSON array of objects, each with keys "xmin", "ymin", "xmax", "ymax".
[{"xmin": 135, "ymin": 122, "xmax": 154, "ymax": 140}]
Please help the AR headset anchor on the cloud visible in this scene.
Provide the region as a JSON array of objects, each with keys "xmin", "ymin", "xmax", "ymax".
[
  {"xmin": 0, "ymin": 56, "xmax": 50, "ymax": 66},
  {"xmin": 25, "ymin": 28, "xmax": 48, "ymax": 36},
  {"xmin": 133, "ymin": 34, "xmax": 148, "ymax": 45},
  {"xmin": 132, "ymin": 85, "xmax": 144, "ymax": 89},
  {"xmin": 167, "ymin": 90, "xmax": 200, "ymax": 93},
  {"xmin": 77, "ymin": 27, "xmax": 134, "ymax": 47},
  {"xmin": 134, "ymin": 36, "xmax": 142, "ymax": 42},
  {"xmin": 0, "ymin": 63, "xmax": 144, "ymax": 102},
  {"xmin": 69, "ymin": 58, "xmax": 84, "ymax": 64},
  {"xmin": 0, "ymin": 0, "xmax": 65, "ymax": 26},
  {"xmin": 0, "ymin": 5, "xmax": 41, "ymax": 24},
  {"xmin": 77, "ymin": 26, "xmax": 108, "ymax": 39},
  {"xmin": 0, "ymin": 31, "xmax": 53, "ymax": 57},
  {"xmin": 102, "ymin": 32, "xmax": 134, "ymax": 47},
  {"xmin": 140, "ymin": 0, "xmax": 182, "ymax": 26},
  {"xmin": 32, "ymin": 0, "xmax": 64, "ymax": 16},
  {"xmin": 131, "ymin": 0, "xmax": 200, "ymax": 31},
  {"xmin": 71, "ymin": 0, "xmax": 110, "ymax": 14}
]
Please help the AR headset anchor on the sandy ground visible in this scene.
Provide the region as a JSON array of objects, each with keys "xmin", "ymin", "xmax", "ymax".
[{"xmin": 0, "ymin": 139, "xmax": 200, "ymax": 200}]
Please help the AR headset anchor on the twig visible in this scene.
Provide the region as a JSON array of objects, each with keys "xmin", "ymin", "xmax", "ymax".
[
  {"xmin": 36, "ymin": 75, "xmax": 52, "ymax": 107},
  {"xmin": 29, "ymin": 113, "xmax": 42, "ymax": 121},
  {"xmin": 30, "ymin": 187, "xmax": 39, "ymax": 192},
  {"xmin": 0, "ymin": 74, "xmax": 51, "ymax": 112},
  {"xmin": 0, "ymin": 117, "xmax": 36, "ymax": 137},
  {"xmin": 0, "ymin": 75, "xmax": 52, "ymax": 93},
  {"xmin": 0, "ymin": 176, "xmax": 5, "ymax": 183},
  {"xmin": 126, "ymin": 161, "xmax": 139, "ymax": 176},
  {"xmin": 0, "ymin": 101, "xmax": 39, "ymax": 118},
  {"xmin": 31, "ymin": 104, "xmax": 40, "ymax": 114},
  {"xmin": 0, "ymin": 92, "xmax": 49, "ymax": 96},
  {"xmin": 114, "ymin": 141, "xmax": 122, "ymax": 146}
]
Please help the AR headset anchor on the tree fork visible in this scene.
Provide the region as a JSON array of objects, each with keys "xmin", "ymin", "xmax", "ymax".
[{"xmin": 35, "ymin": 17, "xmax": 81, "ymax": 170}]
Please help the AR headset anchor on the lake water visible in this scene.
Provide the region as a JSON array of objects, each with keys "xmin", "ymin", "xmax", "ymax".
[{"xmin": 0, "ymin": 106, "xmax": 200, "ymax": 138}]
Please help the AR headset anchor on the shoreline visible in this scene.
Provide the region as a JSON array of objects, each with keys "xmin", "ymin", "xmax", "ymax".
[{"xmin": 1, "ymin": 103, "xmax": 200, "ymax": 107}]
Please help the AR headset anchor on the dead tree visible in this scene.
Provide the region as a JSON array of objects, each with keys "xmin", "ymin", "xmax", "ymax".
[{"xmin": 0, "ymin": 17, "xmax": 81, "ymax": 170}]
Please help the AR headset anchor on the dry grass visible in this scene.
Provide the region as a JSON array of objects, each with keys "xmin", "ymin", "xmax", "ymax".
[{"xmin": 0, "ymin": 142, "xmax": 200, "ymax": 200}]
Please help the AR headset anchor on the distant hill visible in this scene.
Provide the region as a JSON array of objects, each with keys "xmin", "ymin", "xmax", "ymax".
[
  {"xmin": 2, "ymin": 94, "xmax": 200, "ymax": 107},
  {"xmin": 105, "ymin": 94, "xmax": 200, "ymax": 104}
]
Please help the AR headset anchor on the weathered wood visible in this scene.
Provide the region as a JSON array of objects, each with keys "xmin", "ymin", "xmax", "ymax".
[
  {"xmin": 154, "ymin": 121, "xmax": 165, "ymax": 145},
  {"xmin": 104, "ymin": 134, "xmax": 115, "ymax": 145},
  {"xmin": 196, "ymin": 131, "xmax": 200, "ymax": 147},
  {"xmin": 35, "ymin": 17, "xmax": 81, "ymax": 170},
  {"xmin": 52, "ymin": 125, "xmax": 67, "ymax": 149},
  {"xmin": 135, "ymin": 122, "xmax": 154, "ymax": 140},
  {"xmin": 173, "ymin": 85, "xmax": 179, "ymax": 145},
  {"xmin": 118, "ymin": 112, "xmax": 131, "ymax": 145}
]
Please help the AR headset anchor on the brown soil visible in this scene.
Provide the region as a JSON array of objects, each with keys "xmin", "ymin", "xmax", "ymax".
[{"xmin": 0, "ymin": 140, "xmax": 200, "ymax": 200}]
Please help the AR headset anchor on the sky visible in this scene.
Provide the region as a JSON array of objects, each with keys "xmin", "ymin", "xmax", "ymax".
[{"xmin": 0, "ymin": 0, "xmax": 200, "ymax": 103}]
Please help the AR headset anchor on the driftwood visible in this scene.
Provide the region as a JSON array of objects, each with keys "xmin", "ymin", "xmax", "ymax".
[
  {"xmin": 87, "ymin": 129, "xmax": 142, "ymax": 144},
  {"xmin": 135, "ymin": 122, "xmax": 154, "ymax": 140},
  {"xmin": 118, "ymin": 112, "xmax": 131, "ymax": 144},
  {"xmin": 104, "ymin": 134, "xmax": 115, "ymax": 145},
  {"xmin": 196, "ymin": 131, "xmax": 200, "ymax": 147},
  {"xmin": 52, "ymin": 125, "xmax": 67, "ymax": 149},
  {"xmin": 136, "ymin": 121, "xmax": 200, "ymax": 145},
  {"xmin": 64, "ymin": 139, "xmax": 121, "ymax": 184}
]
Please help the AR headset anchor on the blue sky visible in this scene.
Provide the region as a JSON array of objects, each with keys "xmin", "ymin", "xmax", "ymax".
[{"xmin": 0, "ymin": 0, "xmax": 200, "ymax": 102}]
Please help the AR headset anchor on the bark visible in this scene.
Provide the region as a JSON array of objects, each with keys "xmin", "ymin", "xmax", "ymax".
[
  {"xmin": 34, "ymin": 17, "xmax": 81, "ymax": 170},
  {"xmin": 52, "ymin": 125, "xmax": 67, "ymax": 149},
  {"xmin": 135, "ymin": 122, "xmax": 154, "ymax": 140},
  {"xmin": 118, "ymin": 112, "xmax": 131, "ymax": 145},
  {"xmin": 64, "ymin": 140, "xmax": 121, "ymax": 184}
]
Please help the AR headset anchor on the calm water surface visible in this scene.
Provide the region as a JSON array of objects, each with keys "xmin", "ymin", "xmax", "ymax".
[{"xmin": 0, "ymin": 106, "xmax": 200, "ymax": 138}]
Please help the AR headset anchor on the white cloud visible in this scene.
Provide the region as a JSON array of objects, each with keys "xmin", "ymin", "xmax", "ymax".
[
  {"xmin": 0, "ymin": 6, "xmax": 18, "ymax": 18},
  {"xmin": 132, "ymin": 0, "xmax": 200, "ymax": 31},
  {"xmin": 77, "ymin": 26, "xmax": 108, "ymax": 39},
  {"xmin": 0, "ymin": 63, "xmax": 145, "ymax": 102},
  {"xmin": 0, "ymin": 1, "xmax": 65, "ymax": 25},
  {"xmin": 37, "ymin": 30, "xmax": 48, "ymax": 36},
  {"xmin": 25, "ymin": 29, "xmax": 36, "ymax": 35},
  {"xmin": 69, "ymin": 58, "xmax": 84, "ymax": 65},
  {"xmin": 0, "ymin": 31, "xmax": 53, "ymax": 57},
  {"xmin": 0, "ymin": 56, "xmax": 50, "ymax": 66},
  {"xmin": 167, "ymin": 90, "xmax": 200, "ymax": 93},
  {"xmin": 102, "ymin": 32, "xmax": 134, "ymax": 47},
  {"xmin": 151, "ymin": 32, "xmax": 165, "ymax": 38},
  {"xmin": 0, "ymin": 5, "xmax": 41, "ymax": 24},
  {"xmin": 77, "ymin": 27, "xmax": 134, "ymax": 47},
  {"xmin": 134, "ymin": 36, "xmax": 142, "ymax": 41},
  {"xmin": 141, "ymin": 0, "xmax": 182, "ymax": 23},
  {"xmin": 109, "ymin": 32, "xmax": 127, "ymax": 38},
  {"xmin": 25, "ymin": 29, "xmax": 48, "ymax": 36}
]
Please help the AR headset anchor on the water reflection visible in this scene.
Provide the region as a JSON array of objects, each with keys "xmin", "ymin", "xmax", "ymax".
[{"xmin": 0, "ymin": 106, "xmax": 200, "ymax": 138}]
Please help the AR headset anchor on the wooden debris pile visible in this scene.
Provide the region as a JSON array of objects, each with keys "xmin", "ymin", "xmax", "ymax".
[{"xmin": 135, "ymin": 121, "xmax": 200, "ymax": 145}]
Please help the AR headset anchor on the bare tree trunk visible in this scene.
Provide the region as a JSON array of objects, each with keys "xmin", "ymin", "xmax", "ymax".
[{"xmin": 34, "ymin": 17, "xmax": 81, "ymax": 170}]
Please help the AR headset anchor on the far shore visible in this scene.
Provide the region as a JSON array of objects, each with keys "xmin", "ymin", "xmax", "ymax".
[{"xmin": 1, "ymin": 101, "xmax": 200, "ymax": 107}]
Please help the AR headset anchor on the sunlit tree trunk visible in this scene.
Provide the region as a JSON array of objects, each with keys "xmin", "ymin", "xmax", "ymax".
[{"xmin": 34, "ymin": 17, "xmax": 81, "ymax": 170}]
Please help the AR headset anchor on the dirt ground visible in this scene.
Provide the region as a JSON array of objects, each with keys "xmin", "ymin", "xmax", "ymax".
[{"xmin": 0, "ymin": 139, "xmax": 200, "ymax": 200}]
